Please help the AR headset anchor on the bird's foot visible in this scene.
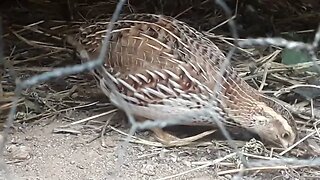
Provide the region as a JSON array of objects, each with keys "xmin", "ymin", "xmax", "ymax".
[{"xmin": 151, "ymin": 128, "xmax": 215, "ymax": 147}]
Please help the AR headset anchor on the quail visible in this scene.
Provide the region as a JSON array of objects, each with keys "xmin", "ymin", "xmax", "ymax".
[{"xmin": 68, "ymin": 14, "xmax": 298, "ymax": 148}]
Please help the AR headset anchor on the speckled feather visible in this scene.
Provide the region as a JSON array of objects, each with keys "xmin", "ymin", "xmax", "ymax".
[{"xmin": 70, "ymin": 14, "xmax": 297, "ymax": 147}]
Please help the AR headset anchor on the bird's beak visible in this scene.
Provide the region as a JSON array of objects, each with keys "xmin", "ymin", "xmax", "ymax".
[
  {"xmin": 261, "ymin": 137, "xmax": 285, "ymax": 148},
  {"xmin": 280, "ymin": 139, "xmax": 290, "ymax": 149}
]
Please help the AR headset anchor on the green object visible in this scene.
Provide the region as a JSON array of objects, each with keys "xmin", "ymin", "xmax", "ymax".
[
  {"xmin": 281, "ymin": 48, "xmax": 312, "ymax": 65},
  {"xmin": 281, "ymin": 48, "xmax": 320, "ymax": 72}
]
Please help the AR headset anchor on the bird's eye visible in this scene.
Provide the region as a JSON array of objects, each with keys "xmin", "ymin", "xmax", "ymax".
[{"xmin": 282, "ymin": 132, "xmax": 290, "ymax": 139}]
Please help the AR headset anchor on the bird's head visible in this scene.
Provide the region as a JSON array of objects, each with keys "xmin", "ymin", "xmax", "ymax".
[{"xmin": 245, "ymin": 102, "xmax": 297, "ymax": 148}]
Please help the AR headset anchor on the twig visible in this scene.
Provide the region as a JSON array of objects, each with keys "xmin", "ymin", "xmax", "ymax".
[{"xmin": 158, "ymin": 152, "xmax": 237, "ymax": 180}]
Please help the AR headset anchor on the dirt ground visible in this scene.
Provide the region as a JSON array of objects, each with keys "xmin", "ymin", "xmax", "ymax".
[
  {"xmin": 1, "ymin": 112, "xmax": 226, "ymax": 180},
  {"xmin": 1, "ymin": 110, "xmax": 291, "ymax": 180}
]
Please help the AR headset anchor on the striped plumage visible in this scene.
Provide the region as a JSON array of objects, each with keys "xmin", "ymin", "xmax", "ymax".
[{"xmin": 69, "ymin": 14, "xmax": 297, "ymax": 148}]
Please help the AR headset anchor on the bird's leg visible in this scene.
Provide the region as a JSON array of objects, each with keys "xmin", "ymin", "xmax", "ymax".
[{"xmin": 151, "ymin": 127, "xmax": 216, "ymax": 147}]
